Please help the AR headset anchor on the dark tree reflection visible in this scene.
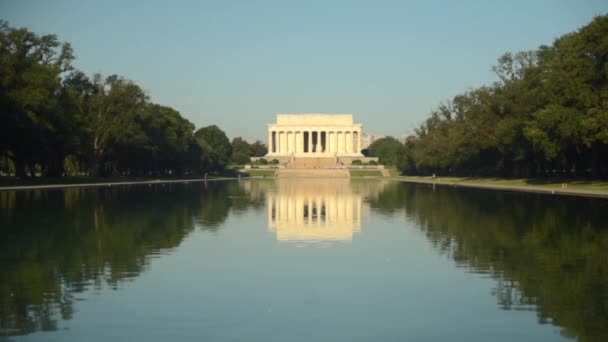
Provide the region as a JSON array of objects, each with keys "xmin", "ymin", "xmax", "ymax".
[
  {"xmin": 369, "ymin": 182, "xmax": 608, "ymax": 342},
  {"xmin": 0, "ymin": 180, "xmax": 263, "ymax": 336}
]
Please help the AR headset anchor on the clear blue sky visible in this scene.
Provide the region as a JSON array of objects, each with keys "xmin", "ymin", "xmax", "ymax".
[{"xmin": 2, "ymin": 1, "xmax": 607, "ymax": 141}]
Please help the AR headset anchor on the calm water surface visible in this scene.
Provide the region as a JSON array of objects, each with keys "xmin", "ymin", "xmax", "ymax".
[{"xmin": 1, "ymin": 179, "xmax": 607, "ymax": 341}]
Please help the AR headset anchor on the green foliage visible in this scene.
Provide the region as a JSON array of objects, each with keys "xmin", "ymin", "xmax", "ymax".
[
  {"xmin": 231, "ymin": 152, "xmax": 250, "ymax": 165},
  {"xmin": 250, "ymin": 158, "xmax": 269, "ymax": 165},
  {"xmin": 351, "ymin": 159, "xmax": 362, "ymax": 165},
  {"xmin": 0, "ymin": 181, "xmax": 265, "ymax": 335},
  {"xmin": 0, "ymin": 20, "xmax": 75, "ymax": 177},
  {"xmin": 230, "ymin": 137, "xmax": 267, "ymax": 164},
  {"xmin": 246, "ymin": 169, "xmax": 275, "ymax": 177},
  {"xmin": 0, "ymin": 21, "xmax": 232, "ymax": 178},
  {"xmin": 368, "ymin": 137, "xmax": 408, "ymax": 170},
  {"xmin": 368, "ymin": 182, "xmax": 608, "ymax": 341},
  {"xmin": 350, "ymin": 170, "xmax": 381, "ymax": 177},
  {"xmin": 250, "ymin": 140, "xmax": 267, "ymax": 157},
  {"xmin": 194, "ymin": 125, "xmax": 232, "ymax": 172},
  {"xmin": 407, "ymin": 15, "xmax": 608, "ymax": 178},
  {"xmin": 230, "ymin": 137, "xmax": 252, "ymax": 164}
]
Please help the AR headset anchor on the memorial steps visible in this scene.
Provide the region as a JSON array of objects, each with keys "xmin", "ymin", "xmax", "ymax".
[
  {"xmin": 277, "ymin": 168, "xmax": 350, "ymax": 178},
  {"xmin": 290, "ymin": 157, "xmax": 338, "ymax": 169}
]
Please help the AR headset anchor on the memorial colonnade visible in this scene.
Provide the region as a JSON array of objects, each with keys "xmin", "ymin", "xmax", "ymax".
[{"xmin": 267, "ymin": 127, "xmax": 362, "ymax": 155}]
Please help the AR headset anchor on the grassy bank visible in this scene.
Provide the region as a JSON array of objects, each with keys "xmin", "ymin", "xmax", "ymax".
[
  {"xmin": 350, "ymin": 170, "xmax": 383, "ymax": 177},
  {"xmin": 243, "ymin": 169, "xmax": 276, "ymax": 177},
  {"xmin": 399, "ymin": 176, "xmax": 608, "ymax": 192},
  {"xmin": 0, "ymin": 170, "xmax": 245, "ymax": 188},
  {"xmin": 0, "ymin": 176, "xmax": 192, "ymax": 187}
]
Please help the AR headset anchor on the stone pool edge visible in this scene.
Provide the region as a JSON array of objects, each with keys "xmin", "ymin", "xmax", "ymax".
[
  {"xmin": 0, "ymin": 177, "xmax": 255, "ymax": 192},
  {"xmin": 398, "ymin": 178, "xmax": 608, "ymax": 199}
]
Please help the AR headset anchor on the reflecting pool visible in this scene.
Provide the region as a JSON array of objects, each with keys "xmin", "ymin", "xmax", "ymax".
[{"xmin": 1, "ymin": 180, "xmax": 607, "ymax": 341}]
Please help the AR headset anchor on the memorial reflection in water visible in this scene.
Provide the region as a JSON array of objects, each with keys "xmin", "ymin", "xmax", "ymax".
[{"xmin": 246, "ymin": 179, "xmax": 387, "ymax": 242}]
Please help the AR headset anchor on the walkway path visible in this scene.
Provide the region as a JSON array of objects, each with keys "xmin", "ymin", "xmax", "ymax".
[
  {"xmin": 277, "ymin": 168, "xmax": 350, "ymax": 178},
  {"xmin": 0, "ymin": 178, "xmax": 240, "ymax": 192},
  {"xmin": 399, "ymin": 178, "xmax": 608, "ymax": 199}
]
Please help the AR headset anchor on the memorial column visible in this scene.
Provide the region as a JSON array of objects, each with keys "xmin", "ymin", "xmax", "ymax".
[
  {"xmin": 333, "ymin": 131, "xmax": 338, "ymax": 154},
  {"xmin": 277, "ymin": 131, "xmax": 282, "ymax": 154},
  {"xmin": 334, "ymin": 131, "xmax": 339, "ymax": 153},
  {"xmin": 268, "ymin": 130, "xmax": 273, "ymax": 154},
  {"xmin": 275, "ymin": 131, "xmax": 279, "ymax": 154},
  {"xmin": 348, "ymin": 131, "xmax": 353, "ymax": 153},
  {"xmin": 282, "ymin": 130, "xmax": 287, "ymax": 154},
  {"xmin": 336, "ymin": 131, "xmax": 342, "ymax": 153},
  {"xmin": 318, "ymin": 131, "xmax": 322, "ymax": 153},
  {"xmin": 315, "ymin": 130, "xmax": 323, "ymax": 153},
  {"xmin": 346, "ymin": 130, "xmax": 350, "ymax": 154},
  {"xmin": 307, "ymin": 130, "xmax": 312, "ymax": 153}
]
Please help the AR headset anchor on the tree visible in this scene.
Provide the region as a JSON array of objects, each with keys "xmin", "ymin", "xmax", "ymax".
[
  {"xmin": 58, "ymin": 70, "xmax": 95, "ymax": 175},
  {"xmin": 193, "ymin": 125, "xmax": 232, "ymax": 172},
  {"xmin": 407, "ymin": 15, "xmax": 608, "ymax": 178},
  {"xmin": 230, "ymin": 137, "xmax": 252, "ymax": 164},
  {"xmin": 368, "ymin": 137, "xmax": 407, "ymax": 170},
  {"xmin": 87, "ymin": 74, "xmax": 148, "ymax": 176},
  {"xmin": 0, "ymin": 20, "xmax": 237, "ymax": 179},
  {"xmin": 538, "ymin": 15, "xmax": 608, "ymax": 177},
  {"xmin": 250, "ymin": 140, "xmax": 267, "ymax": 157},
  {"xmin": 0, "ymin": 20, "xmax": 74, "ymax": 177},
  {"xmin": 137, "ymin": 104, "xmax": 194, "ymax": 175}
]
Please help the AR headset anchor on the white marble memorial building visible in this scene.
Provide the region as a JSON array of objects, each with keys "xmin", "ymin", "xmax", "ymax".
[{"xmin": 265, "ymin": 114, "xmax": 364, "ymax": 158}]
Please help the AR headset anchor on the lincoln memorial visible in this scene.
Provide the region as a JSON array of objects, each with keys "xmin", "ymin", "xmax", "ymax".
[
  {"xmin": 266, "ymin": 114, "xmax": 364, "ymax": 158},
  {"xmin": 250, "ymin": 114, "xmax": 379, "ymax": 171}
]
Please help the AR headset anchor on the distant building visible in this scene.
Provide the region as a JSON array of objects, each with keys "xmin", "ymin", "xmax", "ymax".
[{"xmin": 361, "ymin": 133, "xmax": 385, "ymax": 150}]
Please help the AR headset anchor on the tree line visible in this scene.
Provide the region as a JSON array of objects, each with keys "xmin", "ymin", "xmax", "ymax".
[
  {"xmin": 0, "ymin": 20, "xmax": 266, "ymax": 178},
  {"xmin": 369, "ymin": 15, "xmax": 608, "ymax": 178}
]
